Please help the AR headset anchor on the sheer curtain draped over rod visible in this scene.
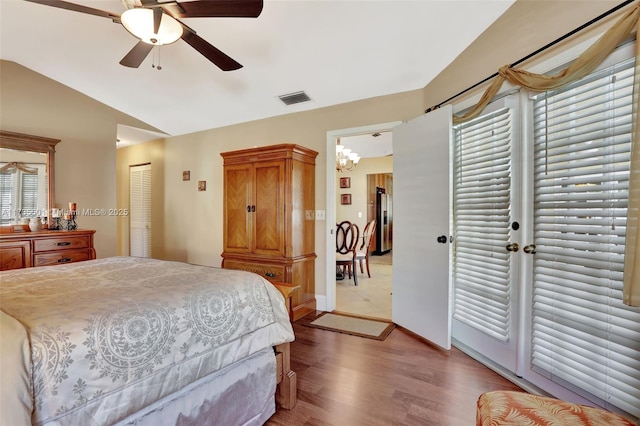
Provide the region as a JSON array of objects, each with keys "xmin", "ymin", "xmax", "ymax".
[{"xmin": 448, "ymin": 3, "xmax": 640, "ymax": 307}]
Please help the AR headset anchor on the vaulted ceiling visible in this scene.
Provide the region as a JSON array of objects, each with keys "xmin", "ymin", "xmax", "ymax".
[{"xmin": 0, "ymin": 0, "xmax": 515, "ymax": 145}]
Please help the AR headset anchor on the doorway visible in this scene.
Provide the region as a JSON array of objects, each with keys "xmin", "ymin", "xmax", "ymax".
[{"xmin": 325, "ymin": 122, "xmax": 400, "ymax": 319}]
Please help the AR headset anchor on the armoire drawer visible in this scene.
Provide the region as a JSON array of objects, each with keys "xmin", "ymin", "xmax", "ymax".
[
  {"xmin": 223, "ymin": 260, "xmax": 285, "ymax": 282},
  {"xmin": 33, "ymin": 235, "xmax": 90, "ymax": 253},
  {"xmin": 34, "ymin": 249, "xmax": 92, "ymax": 267}
]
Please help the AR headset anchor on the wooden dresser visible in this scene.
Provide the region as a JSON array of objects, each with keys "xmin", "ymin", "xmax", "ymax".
[
  {"xmin": 0, "ymin": 229, "xmax": 96, "ymax": 271},
  {"xmin": 221, "ymin": 144, "xmax": 317, "ymax": 321}
]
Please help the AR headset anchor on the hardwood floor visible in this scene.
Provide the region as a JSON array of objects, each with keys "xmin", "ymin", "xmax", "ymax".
[{"xmin": 267, "ymin": 314, "xmax": 522, "ymax": 425}]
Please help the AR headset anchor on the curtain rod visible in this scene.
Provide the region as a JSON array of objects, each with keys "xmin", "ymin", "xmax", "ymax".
[{"xmin": 425, "ymin": 0, "xmax": 636, "ymax": 113}]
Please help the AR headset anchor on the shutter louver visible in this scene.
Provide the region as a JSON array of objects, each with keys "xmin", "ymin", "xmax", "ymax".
[
  {"xmin": 453, "ymin": 107, "xmax": 512, "ymax": 342},
  {"xmin": 0, "ymin": 172, "xmax": 14, "ymax": 225},
  {"xmin": 130, "ymin": 165, "xmax": 151, "ymax": 258},
  {"xmin": 20, "ymin": 173, "xmax": 38, "ymax": 217},
  {"xmin": 531, "ymin": 57, "xmax": 640, "ymax": 417}
]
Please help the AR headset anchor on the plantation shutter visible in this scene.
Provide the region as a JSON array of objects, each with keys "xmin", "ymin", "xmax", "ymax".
[
  {"xmin": 453, "ymin": 107, "xmax": 512, "ymax": 341},
  {"xmin": 0, "ymin": 172, "xmax": 13, "ymax": 224},
  {"xmin": 20, "ymin": 173, "xmax": 38, "ymax": 217},
  {"xmin": 130, "ymin": 164, "xmax": 152, "ymax": 258},
  {"xmin": 531, "ymin": 57, "xmax": 640, "ymax": 417}
]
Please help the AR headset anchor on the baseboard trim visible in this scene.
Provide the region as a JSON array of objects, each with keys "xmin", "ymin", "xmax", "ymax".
[
  {"xmin": 451, "ymin": 338, "xmax": 549, "ymax": 397},
  {"xmin": 315, "ymin": 295, "xmax": 327, "ymax": 312}
]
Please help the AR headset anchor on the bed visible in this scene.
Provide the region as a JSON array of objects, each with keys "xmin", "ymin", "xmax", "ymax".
[{"xmin": 0, "ymin": 256, "xmax": 297, "ymax": 425}]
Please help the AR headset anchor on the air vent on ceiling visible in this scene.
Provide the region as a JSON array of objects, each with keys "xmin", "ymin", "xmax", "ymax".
[{"xmin": 278, "ymin": 91, "xmax": 311, "ymax": 106}]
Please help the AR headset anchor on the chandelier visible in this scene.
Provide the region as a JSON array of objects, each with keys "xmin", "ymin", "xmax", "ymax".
[{"xmin": 336, "ymin": 143, "xmax": 360, "ymax": 172}]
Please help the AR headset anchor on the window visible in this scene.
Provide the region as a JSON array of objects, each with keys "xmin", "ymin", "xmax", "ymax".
[
  {"xmin": 531, "ymin": 57, "xmax": 640, "ymax": 417},
  {"xmin": 0, "ymin": 163, "xmax": 46, "ymax": 224},
  {"xmin": 0, "ymin": 171, "xmax": 14, "ymax": 224}
]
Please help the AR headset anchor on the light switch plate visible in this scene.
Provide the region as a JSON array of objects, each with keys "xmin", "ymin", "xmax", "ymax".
[{"xmin": 315, "ymin": 210, "xmax": 326, "ymax": 220}]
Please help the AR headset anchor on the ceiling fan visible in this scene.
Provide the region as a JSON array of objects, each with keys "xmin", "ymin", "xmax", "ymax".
[{"xmin": 24, "ymin": 0, "xmax": 263, "ymax": 71}]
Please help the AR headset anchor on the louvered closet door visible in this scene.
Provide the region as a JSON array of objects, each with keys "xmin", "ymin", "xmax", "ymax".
[
  {"xmin": 451, "ymin": 97, "xmax": 520, "ymax": 371},
  {"xmin": 130, "ymin": 164, "xmax": 151, "ymax": 258}
]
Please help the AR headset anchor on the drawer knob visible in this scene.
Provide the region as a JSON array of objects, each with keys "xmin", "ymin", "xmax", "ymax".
[
  {"xmin": 265, "ymin": 272, "xmax": 276, "ymax": 277},
  {"xmin": 56, "ymin": 242, "xmax": 71, "ymax": 246},
  {"xmin": 57, "ymin": 257, "xmax": 72, "ymax": 263}
]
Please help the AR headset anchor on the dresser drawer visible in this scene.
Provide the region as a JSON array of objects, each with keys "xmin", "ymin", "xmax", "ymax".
[
  {"xmin": 34, "ymin": 249, "xmax": 92, "ymax": 267},
  {"xmin": 33, "ymin": 235, "xmax": 90, "ymax": 253},
  {"xmin": 223, "ymin": 260, "xmax": 285, "ymax": 282},
  {"xmin": 0, "ymin": 240, "xmax": 32, "ymax": 270}
]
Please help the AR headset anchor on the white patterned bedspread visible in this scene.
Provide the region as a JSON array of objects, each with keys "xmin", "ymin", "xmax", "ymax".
[{"xmin": 0, "ymin": 257, "xmax": 294, "ymax": 425}]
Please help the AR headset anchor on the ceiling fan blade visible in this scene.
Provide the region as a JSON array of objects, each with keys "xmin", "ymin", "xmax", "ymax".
[
  {"xmin": 163, "ymin": 0, "xmax": 263, "ymax": 19},
  {"xmin": 119, "ymin": 41, "xmax": 154, "ymax": 68},
  {"xmin": 24, "ymin": 0, "xmax": 120, "ymax": 20},
  {"xmin": 182, "ymin": 31, "xmax": 242, "ymax": 71}
]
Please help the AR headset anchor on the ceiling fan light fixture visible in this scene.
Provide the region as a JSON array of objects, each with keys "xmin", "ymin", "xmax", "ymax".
[{"xmin": 121, "ymin": 8, "xmax": 183, "ymax": 45}]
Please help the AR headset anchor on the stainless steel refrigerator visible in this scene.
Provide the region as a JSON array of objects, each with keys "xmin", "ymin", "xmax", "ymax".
[{"xmin": 374, "ymin": 190, "xmax": 392, "ymax": 255}]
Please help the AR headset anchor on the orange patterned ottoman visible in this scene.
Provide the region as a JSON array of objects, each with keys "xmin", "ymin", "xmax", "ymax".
[{"xmin": 476, "ymin": 390, "xmax": 635, "ymax": 425}]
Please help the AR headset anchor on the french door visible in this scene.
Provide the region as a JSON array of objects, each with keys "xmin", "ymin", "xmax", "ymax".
[
  {"xmin": 451, "ymin": 51, "xmax": 640, "ymax": 417},
  {"xmin": 451, "ymin": 95, "xmax": 522, "ymax": 372}
]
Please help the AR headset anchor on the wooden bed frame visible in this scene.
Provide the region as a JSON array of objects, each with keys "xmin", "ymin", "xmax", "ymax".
[
  {"xmin": 275, "ymin": 342, "xmax": 296, "ymax": 409},
  {"xmin": 272, "ymin": 282, "xmax": 298, "ymax": 410}
]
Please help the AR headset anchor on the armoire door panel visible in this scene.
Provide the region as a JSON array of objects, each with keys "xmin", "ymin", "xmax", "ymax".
[
  {"xmin": 224, "ymin": 165, "xmax": 252, "ymax": 253},
  {"xmin": 254, "ymin": 161, "xmax": 284, "ymax": 256}
]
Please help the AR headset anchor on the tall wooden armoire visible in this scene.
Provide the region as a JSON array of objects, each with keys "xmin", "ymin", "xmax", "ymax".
[{"xmin": 221, "ymin": 144, "xmax": 317, "ymax": 321}]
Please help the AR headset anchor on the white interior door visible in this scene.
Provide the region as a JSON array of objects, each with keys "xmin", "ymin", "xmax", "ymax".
[
  {"xmin": 392, "ymin": 105, "xmax": 452, "ymax": 350},
  {"xmin": 130, "ymin": 164, "xmax": 151, "ymax": 258}
]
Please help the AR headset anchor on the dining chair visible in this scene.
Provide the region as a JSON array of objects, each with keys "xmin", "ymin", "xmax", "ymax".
[
  {"xmin": 336, "ymin": 220, "xmax": 360, "ymax": 285},
  {"xmin": 356, "ymin": 219, "xmax": 376, "ymax": 278}
]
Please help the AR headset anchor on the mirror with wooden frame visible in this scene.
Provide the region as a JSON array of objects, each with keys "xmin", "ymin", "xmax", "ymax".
[{"xmin": 0, "ymin": 130, "xmax": 60, "ymax": 225}]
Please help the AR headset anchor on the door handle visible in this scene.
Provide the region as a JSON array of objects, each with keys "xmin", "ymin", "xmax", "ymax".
[
  {"xmin": 437, "ymin": 235, "xmax": 447, "ymax": 244},
  {"xmin": 506, "ymin": 243, "xmax": 519, "ymax": 252},
  {"xmin": 524, "ymin": 244, "xmax": 536, "ymax": 254}
]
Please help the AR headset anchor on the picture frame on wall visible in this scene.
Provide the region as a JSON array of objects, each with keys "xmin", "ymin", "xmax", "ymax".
[
  {"xmin": 339, "ymin": 177, "xmax": 351, "ymax": 188},
  {"xmin": 341, "ymin": 194, "xmax": 351, "ymax": 205}
]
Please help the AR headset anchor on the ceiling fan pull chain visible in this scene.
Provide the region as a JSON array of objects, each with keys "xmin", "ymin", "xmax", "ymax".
[{"xmin": 152, "ymin": 45, "xmax": 162, "ymax": 71}]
